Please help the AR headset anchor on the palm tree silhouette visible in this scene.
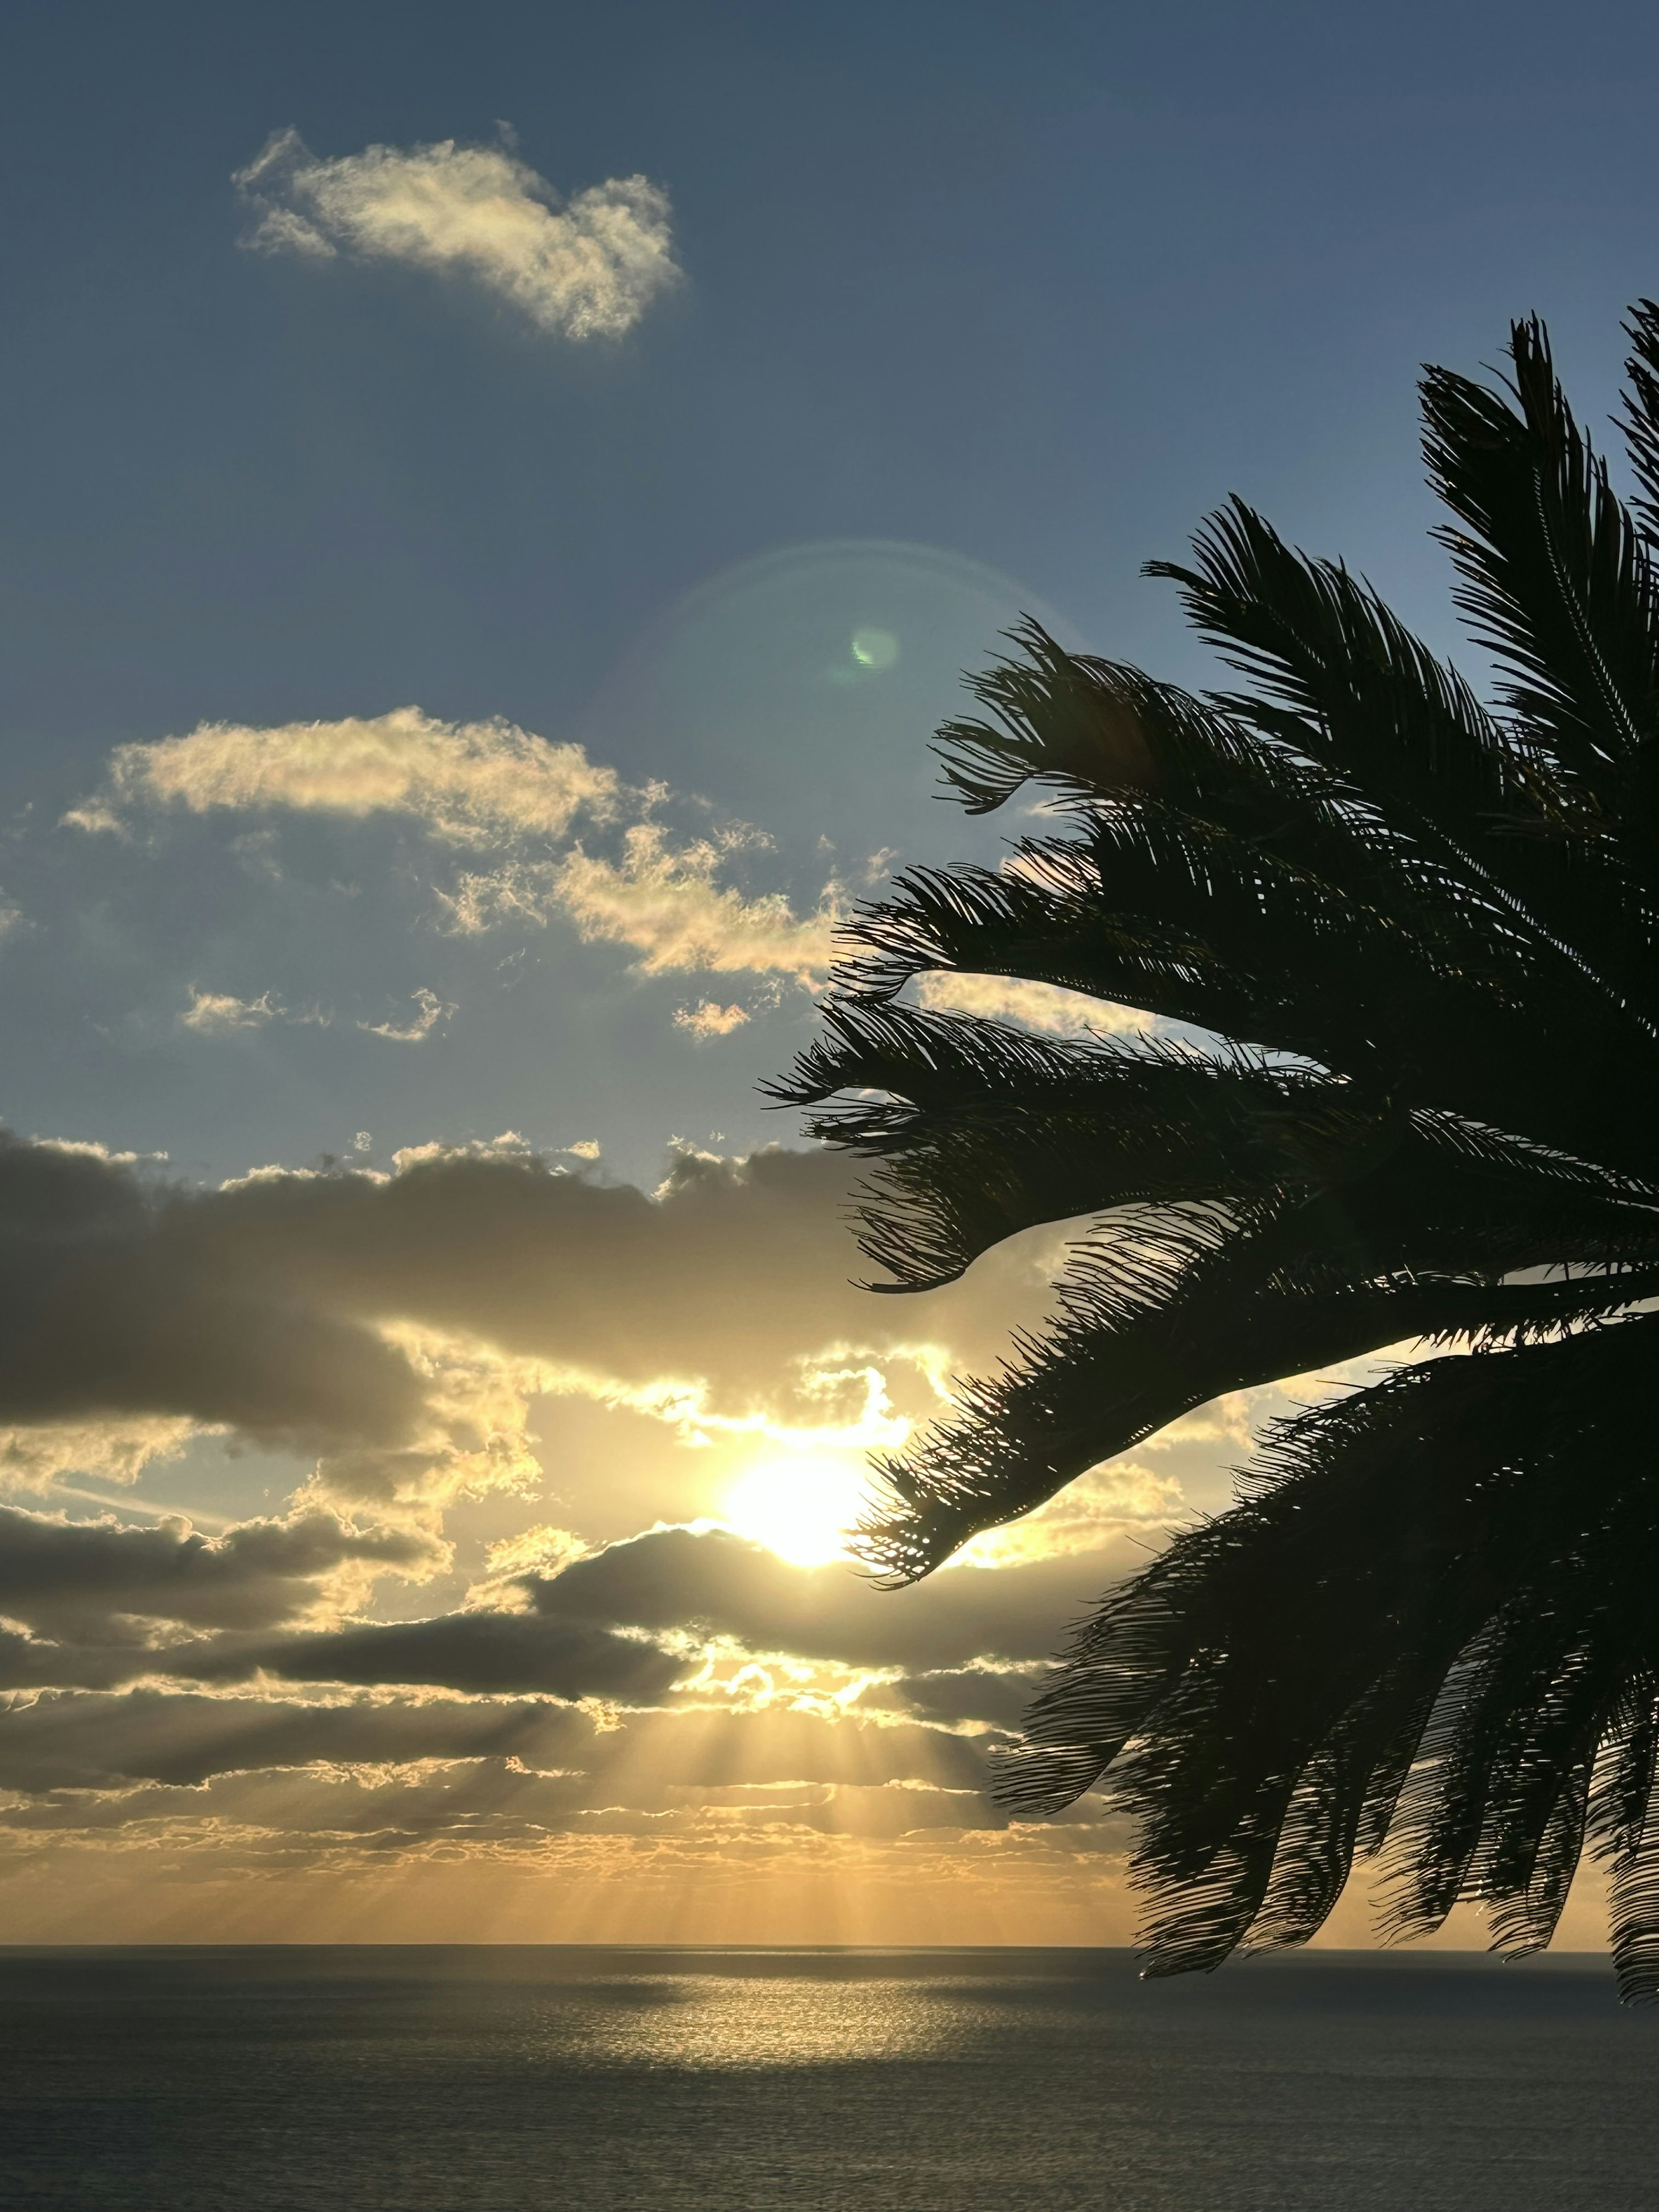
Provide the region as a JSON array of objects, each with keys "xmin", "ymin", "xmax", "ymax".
[{"xmin": 772, "ymin": 307, "xmax": 1659, "ymax": 2001}]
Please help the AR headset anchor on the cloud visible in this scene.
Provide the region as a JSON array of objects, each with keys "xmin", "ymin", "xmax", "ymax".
[
  {"xmin": 180, "ymin": 988, "xmax": 280, "ymax": 1033},
  {"xmin": 71, "ymin": 714, "xmax": 847, "ymax": 1008},
  {"xmin": 432, "ymin": 860, "xmax": 560, "ymax": 934},
  {"xmin": 516, "ymin": 1523, "xmax": 1136, "ymax": 1677},
  {"xmin": 674, "ymin": 1000, "xmax": 750, "ymax": 1040},
  {"xmin": 552, "ymin": 826, "xmax": 841, "ymax": 984},
  {"xmin": 0, "ymin": 1134, "xmax": 427, "ymax": 1451},
  {"xmin": 180, "ymin": 988, "xmax": 331, "ymax": 1035},
  {"xmin": 0, "ymin": 1416, "xmax": 201, "ymax": 1497},
  {"xmin": 0, "ymin": 1690, "xmax": 604, "ymax": 1793},
  {"xmin": 358, "ymin": 988, "xmax": 454, "ymax": 1044},
  {"xmin": 0, "ymin": 1129, "xmax": 1126, "ymax": 1516},
  {"xmin": 68, "ymin": 707, "xmax": 619, "ymax": 846},
  {"xmin": 439, "ymin": 832, "xmax": 841, "ymax": 989},
  {"xmin": 958, "ymin": 1461, "xmax": 1185, "ymax": 1568},
  {"xmin": 0, "ymin": 1132, "xmax": 1030, "ymax": 1526},
  {"xmin": 0, "ymin": 1658, "xmax": 1141, "ymax": 1940},
  {"xmin": 178, "ymin": 982, "xmax": 464, "ymax": 1061},
  {"xmin": 915, "ymin": 972, "xmax": 1144, "ymax": 1035},
  {"xmin": 156, "ymin": 1462, "xmax": 1186, "ymax": 1682},
  {"xmin": 869, "ymin": 1664, "xmax": 1048, "ymax": 1732},
  {"xmin": 0, "ymin": 1502, "xmax": 441, "ymax": 1643},
  {"xmin": 0, "ymin": 1521, "xmax": 1124, "ymax": 1717},
  {"xmin": 235, "ymin": 128, "xmax": 680, "ymax": 341},
  {"xmin": 0, "ymin": 1522, "xmax": 1093, "ymax": 1707},
  {"xmin": 247, "ymin": 1608, "xmax": 685, "ymax": 1702},
  {"xmin": 0, "ymin": 1125, "xmax": 1178, "ymax": 1732},
  {"xmin": 0, "ymin": 1688, "xmax": 987, "ymax": 1801}
]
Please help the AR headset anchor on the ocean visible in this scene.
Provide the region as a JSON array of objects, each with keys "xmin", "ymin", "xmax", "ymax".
[{"xmin": 0, "ymin": 1946, "xmax": 1653, "ymax": 2210}]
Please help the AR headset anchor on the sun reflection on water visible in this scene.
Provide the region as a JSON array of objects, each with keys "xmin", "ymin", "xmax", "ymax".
[{"xmin": 563, "ymin": 1976, "xmax": 978, "ymax": 2070}]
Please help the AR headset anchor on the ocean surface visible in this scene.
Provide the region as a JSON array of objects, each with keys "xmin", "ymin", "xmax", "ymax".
[{"xmin": 0, "ymin": 1945, "xmax": 1654, "ymax": 2211}]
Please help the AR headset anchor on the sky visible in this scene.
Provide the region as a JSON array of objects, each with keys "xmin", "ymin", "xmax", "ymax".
[{"xmin": 0, "ymin": 0, "xmax": 1653, "ymax": 1945}]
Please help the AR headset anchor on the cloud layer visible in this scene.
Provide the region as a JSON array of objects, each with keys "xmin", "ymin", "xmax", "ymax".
[
  {"xmin": 0, "ymin": 1121, "xmax": 1224, "ymax": 1942},
  {"xmin": 0, "ymin": 1501, "xmax": 439, "ymax": 1644},
  {"xmin": 235, "ymin": 129, "xmax": 680, "ymax": 341},
  {"xmin": 0, "ymin": 1124, "xmax": 1174, "ymax": 1728},
  {"xmin": 0, "ymin": 1130, "xmax": 1087, "ymax": 1509}
]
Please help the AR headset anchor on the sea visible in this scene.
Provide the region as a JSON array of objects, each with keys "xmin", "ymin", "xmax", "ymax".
[{"xmin": 0, "ymin": 1945, "xmax": 1654, "ymax": 2211}]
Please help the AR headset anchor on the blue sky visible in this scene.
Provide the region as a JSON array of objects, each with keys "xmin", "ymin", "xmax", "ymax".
[
  {"xmin": 5, "ymin": 0, "xmax": 1659, "ymax": 1179},
  {"xmin": 0, "ymin": 0, "xmax": 1652, "ymax": 1942}
]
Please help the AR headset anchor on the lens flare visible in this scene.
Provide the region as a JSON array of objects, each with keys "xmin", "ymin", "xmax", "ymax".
[{"xmin": 849, "ymin": 627, "xmax": 899, "ymax": 672}]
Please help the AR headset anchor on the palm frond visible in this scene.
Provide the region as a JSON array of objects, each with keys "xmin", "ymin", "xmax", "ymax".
[
  {"xmin": 858, "ymin": 1167, "xmax": 1659, "ymax": 1582},
  {"xmin": 1424, "ymin": 320, "xmax": 1659, "ymax": 849},
  {"xmin": 1621, "ymin": 300, "xmax": 1659, "ymax": 544},
  {"xmin": 1147, "ymin": 497, "xmax": 1659, "ymax": 1016},
  {"xmin": 769, "ymin": 999, "xmax": 1403, "ymax": 1290},
  {"xmin": 830, "ymin": 819, "xmax": 1657, "ymax": 1174},
  {"xmin": 779, "ymin": 302, "xmax": 1659, "ymax": 1998},
  {"xmin": 991, "ymin": 1319, "xmax": 1659, "ymax": 1994}
]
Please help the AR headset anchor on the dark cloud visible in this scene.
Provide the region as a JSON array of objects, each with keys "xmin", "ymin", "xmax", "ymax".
[
  {"xmin": 1, "ymin": 1757, "xmax": 594, "ymax": 1838},
  {"xmin": 867, "ymin": 1665, "xmax": 1046, "ymax": 1732},
  {"xmin": 0, "ymin": 1627, "xmax": 151, "ymax": 1691},
  {"xmin": 0, "ymin": 1689, "xmax": 987, "ymax": 1799},
  {"xmin": 0, "ymin": 1502, "xmax": 437, "ymax": 1641},
  {"xmin": 0, "ymin": 1607, "xmax": 688, "ymax": 1707},
  {"xmin": 246, "ymin": 1608, "xmax": 687, "ymax": 1701},
  {"xmin": 0, "ymin": 1132, "xmax": 1055, "ymax": 1474},
  {"xmin": 0, "ymin": 1522, "xmax": 1125, "ymax": 1707},
  {"xmin": 0, "ymin": 1689, "xmax": 602, "ymax": 1792},
  {"xmin": 522, "ymin": 1523, "xmax": 1125, "ymax": 1672},
  {"xmin": 0, "ymin": 1136, "xmax": 418, "ymax": 1443},
  {"xmin": 0, "ymin": 1761, "xmax": 1024, "ymax": 1853}
]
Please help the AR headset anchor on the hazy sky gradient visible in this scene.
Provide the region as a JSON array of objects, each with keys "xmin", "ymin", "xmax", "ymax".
[{"xmin": 0, "ymin": 0, "xmax": 1652, "ymax": 1944}]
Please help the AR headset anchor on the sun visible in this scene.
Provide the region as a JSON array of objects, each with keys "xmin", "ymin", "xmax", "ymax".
[{"xmin": 719, "ymin": 1454, "xmax": 871, "ymax": 1567}]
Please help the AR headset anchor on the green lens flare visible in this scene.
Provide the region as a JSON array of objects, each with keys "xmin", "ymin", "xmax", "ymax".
[{"xmin": 849, "ymin": 627, "xmax": 899, "ymax": 671}]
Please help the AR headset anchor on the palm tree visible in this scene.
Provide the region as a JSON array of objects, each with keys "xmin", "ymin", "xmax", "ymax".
[{"xmin": 770, "ymin": 306, "xmax": 1659, "ymax": 2001}]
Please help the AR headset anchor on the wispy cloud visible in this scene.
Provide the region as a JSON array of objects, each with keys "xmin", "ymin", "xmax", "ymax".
[
  {"xmin": 674, "ymin": 1000, "xmax": 750, "ymax": 1040},
  {"xmin": 235, "ymin": 128, "xmax": 680, "ymax": 341},
  {"xmin": 69, "ymin": 707, "xmax": 618, "ymax": 846},
  {"xmin": 357, "ymin": 988, "xmax": 454, "ymax": 1044},
  {"xmin": 181, "ymin": 987, "xmax": 331, "ymax": 1035},
  {"xmin": 0, "ymin": 1416, "xmax": 202, "ymax": 1497},
  {"xmin": 183, "ymin": 985, "xmax": 451, "ymax": 1046},
  {"xmin": 181, "ymin": 988, "xmax": 280, "ymax": 1034}
]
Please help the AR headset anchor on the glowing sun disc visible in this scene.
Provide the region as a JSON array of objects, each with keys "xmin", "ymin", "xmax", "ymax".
[{"xmin": 721, "ymin": 1456, "xmax": 869, "ymax": 1567}]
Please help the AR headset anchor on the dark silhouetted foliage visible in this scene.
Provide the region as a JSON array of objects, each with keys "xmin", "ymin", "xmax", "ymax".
[{"xmin": 771, "ymin": 307, "xmax": 1659, "ymax": 2001}]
